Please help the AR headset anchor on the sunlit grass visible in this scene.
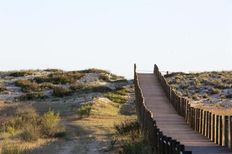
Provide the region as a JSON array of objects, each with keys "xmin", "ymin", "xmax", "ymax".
[{"xmin": 73, "ymin": 98, "xmax": 136, "ymax": 136}]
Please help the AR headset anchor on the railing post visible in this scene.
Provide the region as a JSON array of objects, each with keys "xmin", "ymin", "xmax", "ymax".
[
  {"xmin": 177, "ymin": 144, "xmax": 185, "ymax": 154},
  {"xmin": 175, "ymin": 141, "xmax": 180, "ymax": 154},
  {"xmin": 206, "ymin": 111, "xmax": 208, "ymax": 137},
  {"xmin": 134, "ymin": 64, "xmax": 137, "ymax": 75},
  {"xmin": 204, "ymin": 111, "xmax": 208, "ymax": 136},
  {"xmin": 229, "ymin": 116, "xmax": 232, "ymax": 150},
  {"xmin": 199, "ymin": 109, "xmax": 202, "ymax": 134},
  {"xmin": 208, "ymin": 112, "xmax": 211, "ymax": 139},
  {"xmin": 215, "ymin": 115, "xmax": 219, "ymax": 144},
  {"xmin": 219, "ymin": 115, "xmax": 222, "ymax": 145},
  {"xmin": 202, "ymin": 110, "xmax": 205, "ymax": 135},
  {"xmin": 211, "ymin": 114, "xmax": 215, "ymax": 142},
  {"xmin": 170, "ymin": 139, "xmax": 176, "ymax": 154},
  {"xmin": 223, "ymin": 116, "xmax": 228, "ymax": 147},
  {"xmin": 153, "ymin": 64, "xmax": 156, "ymax": 74}
]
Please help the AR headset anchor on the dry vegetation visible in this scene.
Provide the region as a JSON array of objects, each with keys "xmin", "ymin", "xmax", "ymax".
[
  {"xmin": 165, "ymin": 71, "xmax": 232, "ymax": 113},
  {"xmin": 0, "ymin": 68, "xmax": 136, "ymax": 154}
]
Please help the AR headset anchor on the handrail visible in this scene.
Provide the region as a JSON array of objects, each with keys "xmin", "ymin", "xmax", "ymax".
[
  {"xmin": 154, "ymin": 64, "xmax": 232, "ymax": 150},
  {"xmin": 134, "ymin": 64, "xmax": 192, "ymax": 154}
]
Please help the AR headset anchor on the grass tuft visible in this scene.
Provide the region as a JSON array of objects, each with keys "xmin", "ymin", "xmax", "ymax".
[
  {"xmin": 76, "ymin": 103, "xmax": 92, "ymax": 118},
  {"xmin": 52, "ymin": 87, "xmax": 73, "ymax": 97}
]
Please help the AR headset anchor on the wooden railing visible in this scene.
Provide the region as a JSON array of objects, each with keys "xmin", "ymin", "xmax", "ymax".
[
  {"xmin": 134, "ymin": 64, "xmax": 192, "ymax": 154},
  {"xmin": 154, "ymin": 64, "xmax": 232, "ymax": 150}
]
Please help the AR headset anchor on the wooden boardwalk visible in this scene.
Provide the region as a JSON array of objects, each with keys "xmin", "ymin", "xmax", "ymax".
[{"xmin": 137, "ymin": 73, "xmax": 231, "ymax": 154}]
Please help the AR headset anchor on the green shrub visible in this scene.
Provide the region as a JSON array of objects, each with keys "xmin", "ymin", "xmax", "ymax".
[
  {"xmin": 214, "ymin": 83, "xmax": 231, "ymax": 89},
  {"xmin": 114, "ymin": 120, "xmax": 149, "ymax": 154},
  {"xmin": 226, "ymin": 93, "xmax": 232, "ymax": 99},
  {"xmin": 33, "ymin": 76, "xmax": 50, "ymax": 84},
  {"xmin": 78, "ymin": 68, "xmax": 110, "ymax": 74},
  {"xmin": 34, "ymin": 71, "xmax": 83, "ymax": 84},
  {"xmin": 69, "ymin": 84, "xmax": 86, "ymax": 91},
  {"xmin": 52, "ymin": 87, "xmax": 73, "ymax": 97},
  {"xmin": 0, "ymin": 85, "xmax": 6, "ymax": 92},
  {"xmin": 76, "ymin": 103, "xmax": 92, "ymax": 118},
  {"xmin": 209, "ymin": 88, "xmax": 221, "ymax": 95},
  {"xmin": 70, "ymin": 84, "xmax": 112, "ymax": 93},
  {"xmin": 104, "ymin": 92, "xmax": 127, "ymax": 104},
  {"xmin": 8, "ymin": 70, "xmax": 34, "ymax": 77},
  {"xmin": 99, "ymin": 73, "xmax": 111, "ymax": 82},
  {"xmin": 18, "ymin": 92, "xmax": 47, "ymax": 101},
  {"xmin": 202, "ymin": 93, "xmax": 209, "ymax": 99},
  {"xmin": 1, "ymin": 105, "xmax": 38, "ymax": 132},
  {"xmin": 103, "ymin": 88, "xmax": 129, "ymax": 104},
  {"xmin": 15, "ymin": 105, "xmax": 38, "ymax": 124},
  {"xmin": 79, "ymin": 68, "xmax": 120, "ymax": 81},
  {"xmin": 114, "ymin": 88, "xmax": 130, "ymax": 95},
  {"xmin": 6, "ymin": 126, "xmax": 16, "ymax": 135},
  {"xmin": 120, "ymin": 139, "xmax": 149, "ymax": 154},
  {"xmin": 39, "ymin": 82, "xmax": 55, "ymax": 89},
  {"xmin": 44, "ymin": 69, "xmax": 63, "ymax": 72},
  {"xmin": 0, "ymin": 106, "xmax": 65, "ymax": 140},
  {"xmin": 84, "ymin": 85, "xmax": 112, "ymax": 93},
  {"xmin": 20, "ymin": 124, "xmax": 40, "ymax": 141},
  {"xmin": 40, "ymin": 110, "xmax": 61, "ymax": 137},
  {"xmin": 179, "ymin": 83, "xmax": 189, "ymax": 89},
  {"xmin": 115, "ymin": 120, "xmax": 140, "ymax": 137},
  {"xmin": 192, "ymin": 94, "xmax": 200, "ymax": 100},
  {"xmin": 15, "ymin": 80, "xmax": 41, "ymax": 92}
]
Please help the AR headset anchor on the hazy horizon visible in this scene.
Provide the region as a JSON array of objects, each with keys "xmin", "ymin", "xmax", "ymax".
[{"xmin": 0, "ymin": 0, "xmax": 231, "ymax": 78}]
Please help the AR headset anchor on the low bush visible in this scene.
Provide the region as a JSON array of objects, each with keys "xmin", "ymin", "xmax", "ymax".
[
  {"xmin": 18, "ymin": 92, "xmax": 47, "ymax": 101},
  {"xmin": 104, "ymin": 92, "xmax": 127, "ymax": 104},
  {"xmin": 115, "ymin": 120, "xmax": 140, "ymax": 137},
  {"xmin": 202, "ymin": 93, "xmax": 209, "ymax": 99},
  {"xmin": 52, "ymin": 87, "xmax": 73, "ymax": 97},
  {"xmin": 69, "ymin": 84, "xmax": 86, "ymax": 91},
  {"xmin": 40, "ymin": 110, "xmax": 62, "ymax": 137},
  {"xmin": 70, "ymin": 84, "xmax": 112, "ymax": 93},
  {"xmin": 0, "ymin": 106, "xmax": 64, "ymax": 141},
  {"xmin": 114, "ymin": 88, "xmax": 130, "ymax": 95},
  {"xmin": 209, "ymin": 88, "xmax": 221, "ymax": 95},
  {"xmin": 34, "ymin": 71, "xmax": 84, "ymax": 84},
  {"xmin": 99, "ymin": 73, "xmax": 111, "ymax": 82},
  {"xmin": 20, "ymin": 124, "xmax": 40, "ymax": 141},
  {"xmin": 114, "ymin": 120, "xmax": 150, "ymax": 154},
  {"xmin": 164, "ymin": 72, "xmax": 187, "ymax": 78},
  {"xmin": 76, "ymin": 103, "xmax": 92, "ymax": 118},
  {"xmin": 15, "ymin": 105, "xmax": 38, "ymax": 124},
  {"xmin": 44, "ymin": 69, "xmax": 63, "ymax": 72},
  {"xmin": 84, "ymin": 85, "xmax": 112, "ymax": 93},
  {"xmin": 15, "ymin": 80, "xmax": 41, "ymax": 92},
  {"xmin": 192, "ymin": 94, "xmax": 200, "ymax": 100},
  {"xmin": 0, "ymin": 85, "xmax": 6, "ymax": 92},
  {"xmin": 103, "ymin": 88, "xmax": 129, "ymax": 104},
  {"xmin": 120, "ymin": 139, "xmax": 149, "ymax": 154},
  {"xmin": 8, "ymin": 70, "xmax": 34, "ymax": 77},
  {"xmin": 1, "ymin": 105, "xmax": 38, "ymax": 131},
  {"xmin": 78, "ymin": 68, "xmax": 110, "ymax": 74},
  {"xmin": 79, "ymin": 68, "xmax": 120, "ymax": 81},
  {"xmin": 6, "ymin": 126, "xmax": 16, "ymax": 135},
  {"xmin": 225, "ymin": 93, "xmax": 232, "ymax": 99},
  {"xmin": 39, "ymin": 82, "xmax": 56, "ymax": 89}
]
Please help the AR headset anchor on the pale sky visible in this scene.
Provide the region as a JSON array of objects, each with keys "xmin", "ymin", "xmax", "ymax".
[{"xmin": 0, "ymin": 0, "xmax": 231, "ymax": 78}]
